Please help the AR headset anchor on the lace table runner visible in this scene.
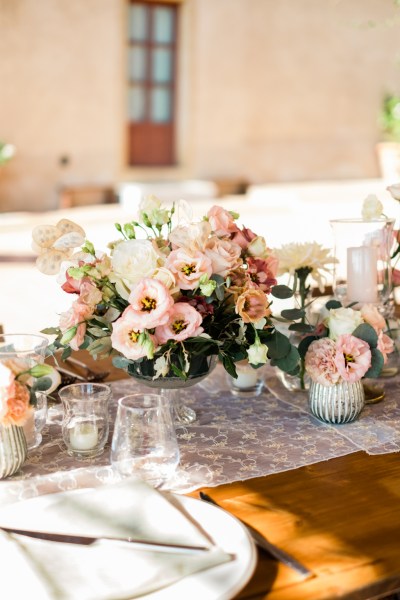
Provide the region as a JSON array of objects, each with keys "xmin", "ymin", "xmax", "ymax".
[{"xmin": 8, "ymin": 365, "xmax": 372, "ymax": 493}]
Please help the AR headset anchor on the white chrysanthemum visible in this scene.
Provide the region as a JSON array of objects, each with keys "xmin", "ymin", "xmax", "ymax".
[
  {"xmin": 274, "ymin": 242, "xmax": 337, "ymax": 291},
  {"xmin": 362, "ymin": 194, "xmax": 383, "ymax": 220}
]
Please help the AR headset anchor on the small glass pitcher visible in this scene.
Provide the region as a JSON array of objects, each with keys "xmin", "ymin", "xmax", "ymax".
[{"xmin": 59, "ymin": 383, "xmax": 111, "ymax": 458}]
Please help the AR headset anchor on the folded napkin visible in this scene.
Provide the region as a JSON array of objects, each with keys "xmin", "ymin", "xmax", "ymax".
[{"xmin": 0, "ymin": 478, "xmax": 233, "ymax": 600}]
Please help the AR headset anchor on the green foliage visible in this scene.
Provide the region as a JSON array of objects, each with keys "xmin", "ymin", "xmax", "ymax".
[
  {"xmin": 352, "ymin": 323, "xmax": 378, "ymax": 349},
  {"xmin": 271, "ymin": 285, "xmax": 294, "ymax": 299}
]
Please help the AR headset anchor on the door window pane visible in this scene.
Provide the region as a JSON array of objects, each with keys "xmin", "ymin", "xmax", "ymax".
[
  {"xmin": 128, "ymin": 5, "xmax": 148, "ymax": 41},
  {"xmin": 128, "ymin": 86, "xmax": 146, "ymax": 121},
  {"xmin": 151, "ymin": 87, "xmax": 171, "ymax": 122},
  {"xmin": 152, "ymin": 48, "xmax": 172, "ymax": 83},
  {"xmin": 153, "ymin": 7, "xmax": 174, "ymax": 43},
  {"xmin": 128, "ymin": 46, "xmax": 147, "ymax": 81}
]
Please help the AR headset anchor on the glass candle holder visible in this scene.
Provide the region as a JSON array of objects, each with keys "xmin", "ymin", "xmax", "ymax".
[
  {"xmin": 330, "ymin": 218, "xmax": 395, "ymax": 312},
  {"xmin": 227, "ymin": 361, "xmax": 265, "ymax": 396},
  {"xmin": 59, "ymin": 383, "xmax": 111, "ymax": 458}
]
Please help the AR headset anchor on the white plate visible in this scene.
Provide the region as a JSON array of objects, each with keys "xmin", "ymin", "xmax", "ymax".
[
  {"xmin": 0, "ymin": 489, "xmax": 257, "ymax": 600},
  {"xmin": 150, "ymin": 494, "xmax": 257, "ymax": 600}
]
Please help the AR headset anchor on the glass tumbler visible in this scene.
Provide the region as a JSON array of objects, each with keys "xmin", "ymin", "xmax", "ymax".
[
  {"xmin": 59, "ymin": 383, "xmax": 111, "ymax": 458},
  {"xmin": 111, "ymin": 393, "xmax": 180, "ymax": 488}
]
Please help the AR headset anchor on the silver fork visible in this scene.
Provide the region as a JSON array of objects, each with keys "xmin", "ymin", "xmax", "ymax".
[{"xmin": 199, "ymin": 492, "xmax": 313, "ymax": 579}]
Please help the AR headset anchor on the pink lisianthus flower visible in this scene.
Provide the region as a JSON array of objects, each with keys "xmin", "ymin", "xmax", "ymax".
[
  {"xmin": 235, "ymin": 284, "xmax": 271, "ymax": 323},
  {"xmin": 111, "ymin": 308, "xmax": 158, "ymax": 360},
  {"xmin": 334, "ymin": 334, "xmax": 371, "ymax": 383},
  {"xmin": 246, "ymin": 257, "xmax": 278, "ymax": 294},
  {"xmin": 155, "ymin": 303, "xmax": 203, "ymax": 344},
  {"xmin": 305, "ymin": 338, "xmax": 341, "ymax": 386},
  {"xmin": 207, "ymin": 205, "xmax": 239, "ymax": 237},
  {"xmin": 166, "ymin": 249, "xmax": 212, "ymax": 291},
  {"xmin": 377, "ymin": 331, "xmax": 395, "ymax": 364},
  {"xmin": 59, "ymin": 300, "xmax": 94, "ymax": 351},
  {"xmin": 127, "ymin": 278, "xmax": 174, "ymax": 329}
]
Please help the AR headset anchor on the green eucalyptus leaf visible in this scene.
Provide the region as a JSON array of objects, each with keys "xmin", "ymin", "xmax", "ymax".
[
  {"xmin": 61, "ymin": 347, "xmax": 72, "ymax": 361},
  {"xmin": 364, "ymin": 348, "xmax": 384, "ymax": 378},
  {"xmin": 325, "ymin": 300, "xmax": 342, "ymax": 310},
  {"xmin": 32, "ymin": 376, "xmax": 52, "ymax": 392},
  {"xmin": 266, "ymin": 330, "xmax": 291, "ymax": 359},
  {"xmin": 271, "ymin": 346, "xmax": 301, "ymax": 373},
  {"xmin": 288, "ymin": 323, "xmax": 314, "ymax": 333},
  {"xmin": 270, "ymin": 285, "xmax": 294, "ymax": 299},
  {"xmin": 221, "ymin": 354, "xmax": 237, "ymax": 378},
  {"xmin": 353, "ymin": 323, "xmax": 378, "ymax": 348},
  {"xmin": 298, "ymin": 335, "xmax": 319, "ymax": 358},
  {"xmin": 281, "ymin": 308, "xmax": 305, "ymax": 321},
  {"xmin": 112, "ymin": 356, "xmax": 132, "ymax": 370},
  {"xmin": 40, "ymin": 327, "xmax": 60, "ymax": 335}
]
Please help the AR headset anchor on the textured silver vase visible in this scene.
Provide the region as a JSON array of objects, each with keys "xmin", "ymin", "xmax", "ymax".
[
  {"xmin": 309, "ymin": 380, "xmax": 365, "ymax": 424},
  {"xmin": 0, "ymin": 424, "xmax": 27, "ymax": 478}
]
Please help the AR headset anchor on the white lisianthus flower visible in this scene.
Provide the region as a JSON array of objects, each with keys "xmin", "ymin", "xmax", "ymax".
[
  {"xmin": 325, "ymin": 307, "xmax": 364, "ymax": 341},
  {"xmin": 110, "ymin": 239, "xmax": 163, "ymax": 299},
  {"xmin": 247, "ymin": 338, "xmax": 268, "ymax": 366},
  {"xmin": 362, "ymin": 194, "xmax": 383, "ymax": 220},
  {"xmin": 138, "ymin": 195, "xmax": 169, "ymax": 228},
  {"xmin": 274, "ymin": 241, "xmax": 337, "ymax": 291}
]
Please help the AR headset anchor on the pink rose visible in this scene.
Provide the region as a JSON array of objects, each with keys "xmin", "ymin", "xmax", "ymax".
[
  {"xmin": 305, "ymin": 338, "xmax": 341, "ymax": 386},
  {"xmin": 207, "ymin": 206, "xmax": 239, "ymax": 237},
  {"xmin": 334, "ymin": 334, "xmax": 371, "ymax": 383},
  {"xmin": 232, "ymin": 227, "xmax": 257, "ymax": 250},
  {"xmin": 4, "ymin": 381, "xmax": 31, "ymax": 426},
  {"xmin": 111, "ymin": 308, "xmax": 158, "ymax": 360},
  {"xmin": 205, "ymin": 237, "xmax": 242, "ymax": 278},
  {"xmin": 360, "ymin": 304, "xmax": 386, "ymax": 333},
  {"xmin": 377, "ymin": 332, "xmax": 395, "ymax": 364},
  {"xmin": 79, "ymin": 280, "xmax": 103, "ymax": 308},
  {"xmin": 127, "ymin": 278, "xmax": 174, "ymax": 329},
  {"xmin": 246, "ymin": 257, "xmax": 278, "ymax": 293},
  {"xmin": 166, "ymin": 249, "xmax": 212, "ymax": 291},
  {"xmin": 155, "ymin": 303, "xmax": 203, "ymax": 344},
  {"xmin": 169, "ymin": 221, "xmax": 211, "ymax": 252}
]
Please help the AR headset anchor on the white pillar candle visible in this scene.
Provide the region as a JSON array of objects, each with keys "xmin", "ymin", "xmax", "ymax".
[
  {"xmin": 70, "ymin": 422, "xmax": 98, "ymax": 451},
  {"xmin": 347, "ymin": 246, "xmax": 378, "ymax": 304},
  {"xmin": 234, "ymin": 365, "xmax": 259, "ymax": 389}
]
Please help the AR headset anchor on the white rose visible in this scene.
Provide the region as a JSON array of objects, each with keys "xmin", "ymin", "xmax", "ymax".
[
  {"xmin": 138, "ymin": 195, "xmax": 169, "ymax": 228},
  {"xmin": 247, "ymin": 339, "xmax": 268, "ymax": 366},
  {"xmin": 326, "ymin": 307, "xmax": 364, "ymax": 341},
  {"xmin": 362, "ymin": 194, "xmax": 383, "ymax": 220},
  {"xmin": 110, "ymin": 239, "xmax": 163, "ymax": 299}
]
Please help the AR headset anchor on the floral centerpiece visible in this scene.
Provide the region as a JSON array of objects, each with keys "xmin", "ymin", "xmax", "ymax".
[
  {"xmin": 272, "ymin": 241, "xmax": 337, "ymax": 390},
  {"xmin": 32, "ymin": 198, "xmax": 298, "ymax": 393}
]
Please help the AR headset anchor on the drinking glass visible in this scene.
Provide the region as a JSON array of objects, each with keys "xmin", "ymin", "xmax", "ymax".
[
  {"xmin": 110, "ymin": 393, "xmax": 180, "ymax": 487},
  {"xmin": 227, "ymin": 360, "xmax": 266, "ymax": 396},
  {"xmin": 59, "ymin": 383, "xmax": 111, "ymax": 458},
  {"xmin": 0, "ymin": 334, "xmax": 49, "ymax": 450}
]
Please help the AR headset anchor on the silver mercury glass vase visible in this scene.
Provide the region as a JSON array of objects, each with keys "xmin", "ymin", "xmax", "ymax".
[
  {"xmin": 0, "ymin": 423, "xmax": 27, "ymax": 479},
  {"xmin": 309, "ymin": 380, "xmax": 365, "ymax": 424}
]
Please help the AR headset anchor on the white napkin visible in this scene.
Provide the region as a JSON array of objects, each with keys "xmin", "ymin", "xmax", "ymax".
[{"xmin": 0, "ymin": 478, "xmax": 233, "ymax": 600}]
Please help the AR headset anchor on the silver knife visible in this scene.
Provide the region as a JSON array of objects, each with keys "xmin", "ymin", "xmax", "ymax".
[
  {"xmin": 199, "ymin": 492, "xmax": 313, "ymax": 578},
  {"xmin": 0, "ymin": 526, "xmax": 210, "ymax": 555}
]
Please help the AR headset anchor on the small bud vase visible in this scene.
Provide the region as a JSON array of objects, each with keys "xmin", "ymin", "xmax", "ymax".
[
  {"xmin": 309, "ymin": 380, "xmax": 365, "ymax": 424},
  {"xmin": 0, "ymin": 424, "xmax": 27, "ymax": 479}
]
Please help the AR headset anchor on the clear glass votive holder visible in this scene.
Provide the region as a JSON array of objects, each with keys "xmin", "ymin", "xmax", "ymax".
[
  {"xmin": 110, "ymin": 393, "xmax": 180, "ymax": 488},
  {"xmin": 22, "ymin": 391, "xmax": 47, "ymax": 450},
  {"xmin": 59, "ymin": 383, "xmax": 111, "ymax": 459},
  {"xmin": 227, "ymin": 360, "xmax": 265, "ymax": 397}
]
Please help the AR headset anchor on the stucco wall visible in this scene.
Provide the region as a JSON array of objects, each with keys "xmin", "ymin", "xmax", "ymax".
[{"xmin": 1, "ymin": 0, "xmax": 400, "ymax": 211}]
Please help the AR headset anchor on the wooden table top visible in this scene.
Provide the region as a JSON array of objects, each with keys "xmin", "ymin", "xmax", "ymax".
[{"xmin": 55, "ymin": 352, "xmax": 400, "ymax": 600}]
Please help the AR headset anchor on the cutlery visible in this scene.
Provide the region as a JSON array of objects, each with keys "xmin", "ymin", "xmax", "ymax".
[
  {"xmin": 1, "ymin": 526, "xmax": 210, "ymax": 555},
  {"xmin": 199, "ymin": 492, "xmax": 313, "ymax": 579}
]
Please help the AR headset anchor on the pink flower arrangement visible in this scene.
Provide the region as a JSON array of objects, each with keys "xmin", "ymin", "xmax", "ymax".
[
  {"xmin": 302, "ymin": 302, "xmax": 394, "ymax": 386},
  {"xmin": 34, "ymin": 197, "xmax": 298, "ymax": 380}
]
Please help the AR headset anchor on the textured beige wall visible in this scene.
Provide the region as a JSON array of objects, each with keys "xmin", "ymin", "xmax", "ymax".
[
  {"xmin": 0, "ymin": 0, "xmax": 124, "ymax": 211},
  {"xmin": 1, "ymin": 0, "xmax": 400, "ymax": 211}
]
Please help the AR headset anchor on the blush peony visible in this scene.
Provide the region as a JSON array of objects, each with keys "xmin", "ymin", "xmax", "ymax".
[{"xmin": 305, "ymin": 338, "xmax": 341, "ymax": 386}]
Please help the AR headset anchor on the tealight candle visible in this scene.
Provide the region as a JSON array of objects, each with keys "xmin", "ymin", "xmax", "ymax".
[
  {"xmin": 235, "ymin": 365, "xmax": 259, "ymax": 389},
  {"xmin": 70, "ymin": 422, "xmax": 98, "ymax": 451}
]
